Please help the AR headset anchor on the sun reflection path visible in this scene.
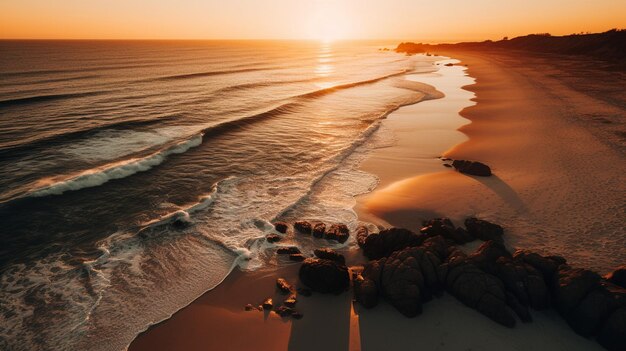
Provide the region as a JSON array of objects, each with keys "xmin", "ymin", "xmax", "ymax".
[{"xmin": 314, "ymin": 41, "xmax": 336, "ymax": 88}]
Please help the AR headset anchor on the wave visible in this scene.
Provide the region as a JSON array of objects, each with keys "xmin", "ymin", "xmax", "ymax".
[
  {"xmin": 149, "ymin": 67, "xmax": 274, "ymax": 82},
  {"xmin": 4, "ymin": 67, "xmax": 423, "ymax": 202},
  {"xmin": 0, "ymin": 115, "xmax": 180, "ymax": 156},
  {"xmin": 0, "ymin": 91, "xmax": 104, "ymax": 108},
  {"xmin": 18, "ymin": 134, "xmax": 203, "ymax": 199}
]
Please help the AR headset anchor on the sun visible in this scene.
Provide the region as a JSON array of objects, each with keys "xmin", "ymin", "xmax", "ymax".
[{"xmin": 305, "ymin": 2, "xmax": 354, "ymax": 41}]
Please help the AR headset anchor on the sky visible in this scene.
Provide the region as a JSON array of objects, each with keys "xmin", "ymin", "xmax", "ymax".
[{"xmin": 1, "ymin": 0, "xmax": 625, "ymax": 42}]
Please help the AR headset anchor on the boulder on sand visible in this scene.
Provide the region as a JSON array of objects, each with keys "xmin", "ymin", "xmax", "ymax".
[
  {"xmin": 294, "ymin": 221, "xmax": 312, "ymax": 235},
  {"xmin": 299, "ymin": 258, "xmax": 350, "ymax": 294},
  {"xmin": 353, "ymin": 274, "xmax": 379, "ymax": 308},
  {"xmin": 266, "ymin": 234, "xmax": 281, "ymax": 243},
  {"xmin": 276, "ymin": 278, "xmax": 292, "ymax": 294},
  {"xmin": 359, "ymin": 227, "xmax": 424, "ymax": 260},
  {"xmin": 552, "ymin": 265, "xmax": 602, "ymax": 316},
  {"xmin": 421, "ymin": 218, "xmax": 473, "ymax": 244},
  {"xmin": 605, "ymin": 266, "xmax": 626, "ymax": 289},
  {"xmin": 312, "ymin": 222, "xmax": 326, "ymax": 238},
  {"xmin": 314, "ymin": 248, "xmax": 345, "ymax": 264},
  {"xmin": 597, "ymin": 307, "xmax": 626, "ymax": 351},
  {"xmin": 277, "ymin": 246, "xmax": 300, "ymax": 255},
  {"xmin": 273, "ymin": 222, "xmax": 288, "ymax": 234},
  {"xmin": 325, "ymin": 224, "xmax": 350, "ymax": 243},
  {"xmin": 442, "ymin": 254, "xmax": 516, "ymax": 328},
  {"xmin": 464, "ymin": 217, "xmax": 504, "ymax": 242},
  {"xmin": 452, "ymin": 159, "xmax": 492, "ymax": 176}
]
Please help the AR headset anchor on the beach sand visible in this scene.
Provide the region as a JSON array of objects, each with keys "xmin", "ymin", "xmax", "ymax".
[{"xmin": 129, "ymin": 50, "xmax": 624, "ymax": 351}]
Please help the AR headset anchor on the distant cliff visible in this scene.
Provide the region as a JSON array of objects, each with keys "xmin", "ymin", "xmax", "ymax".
[{"xmin": 396, "ymin": 29, "xmax": 626, "ymax": 63}]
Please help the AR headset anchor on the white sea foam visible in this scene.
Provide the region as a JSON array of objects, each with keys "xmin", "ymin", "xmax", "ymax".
[{"xmin": 25, "ymin": 134, "xmax": 203, "ymax": 198}]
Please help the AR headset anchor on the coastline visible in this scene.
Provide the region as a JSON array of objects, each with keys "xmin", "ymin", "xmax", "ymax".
[{"xmin": 129, "ymin": 50, "xmax": 624, "ymax": 351}]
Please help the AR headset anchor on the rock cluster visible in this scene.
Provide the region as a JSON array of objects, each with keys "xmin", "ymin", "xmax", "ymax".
[
  {"xmin": 352, "ymin": 218, "xmax": 625, "ymax": 351},
  {"xmin": 272, "ymin": 221, "xmax": 351, "ymax": 243},
  {"xmin": 245, "ymin": 277, "xmax": 306, "ymax": 320}
]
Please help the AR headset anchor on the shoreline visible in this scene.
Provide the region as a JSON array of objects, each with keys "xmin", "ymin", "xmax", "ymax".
[{"xmin": 129, "ymin": 50, "xmax": 624, "ymax": 350}]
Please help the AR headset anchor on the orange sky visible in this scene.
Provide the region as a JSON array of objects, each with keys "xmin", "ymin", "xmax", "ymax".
[{"xmin": 1, "ymin": 0, "xmax": 625, "ymax": 41}]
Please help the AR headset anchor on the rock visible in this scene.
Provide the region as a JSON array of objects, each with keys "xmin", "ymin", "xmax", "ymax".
[
  {"xmin": 444, "ymin": 63, "xmax": 454, "ymax": 66},
  {"xmin": 291, "ymin": 312, "xmax": 304, "ymax": 319},
  {"xmin": 294, "ymin": 221, "xmax": 312, "ymax": 235},
  {"xmin": 506, "ymin": 291, "xmax": 532, "ymax": 322},
  {"xmin": 276, "ymin": 278, "xmax": 292, "ymax": 294},
  {"xmin": 513, "ymin": 249, "xmax": 565, "ymax": 283},
  {"xmin": 325, "ymin": 224, "xmax": 350, "ymax": 243},
  {"xmin": 421, "ymin": 218, "xmax": 473, "ymax": 244},
  {"xmin": 297, "ymin": 287, "xmax": 312, "ymax": 297},
  {"xmin": 275, "ymin": 306, "xmax": 294, "ymax": 317},
  {"xmin": 277, "ymin": 246, "xmax": 300, "ymax": 255},
  {"xmin": 274, "ymin": 222, "xmax": 288, "ymax": 234},
  {"xmin": 452, "ymin": 160, "xmax": 492, "ymax": 176},
  {"xmin": 244, "ymin": 303, "xmax": 258, "ymax": 311},
  {"xmin": 464, "ymin": 217, "xmax": 504, "ymax": 242},
  {"xmin": 266, "ymin": 234, "xmax": 281, "ymax": 243},
  {"xmin": 552, "ymin": 265, "xmax": 601, "ymax": 316},
  {"xmin": 359, "ymin": 227, "xmax": 424, "ymax": 260},
  {"xmin": 289, "ymin": 254, "xmax": 305, "ymax": 262},
  {"xmin": 468, "ymin": 240, "xmax": 512, "ymax": 274},
  {"xmin": 262, "ymin": 298, "xmax": 273, "ymax": 310},
  {"xmin": 566, "ymin": 281, "xmax": 626, "ymax": 337},
  {"xmin": 605, "ymin": 266, "xmax": 626, "ymax": 288},
  {"xmin": 356, "ymin": 225, "xmax": 369, "ymax": 248},
  {"xmin": 443, "ymin": 257, "xmax": 516, "ymax": 328},
  {"xmin": 284, "ymin": 293, "xmax": 297, "ymax": 307},
  {"xmin": 314, "ymin": 248, "xmax": 345, "ymax": 264},
  {"xmin": 443, "ymin": 163, "xmax": 452, "ymax": 168},
  {"xmin": 597, "ymin": 307, "xmax": 626, "ymax": 351},
  {"xmin": 299, "ymin": 258, "xmax": 350, "ymax": 294},
  {"xmin": 495, "ymin": 256, "xmax": 550, "ymax": 310},
  {"xmin": 359, "ymin": 242, "xmax": 447, "ymax": 317},
  {"xmin": 353, "ymin": 274, "xmax": 379, "ymax": 308},
  {"xmin": 312, "ymin": 222, "xmax": 326, "ymax": 238}
]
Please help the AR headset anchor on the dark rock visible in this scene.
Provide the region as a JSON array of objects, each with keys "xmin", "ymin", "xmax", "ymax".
[
  {"xmin": 325, "ymin": 224, "xmax": 350, "ymax": 243},
  {"xmin": 452, "ymin": 160, "xmax": 492, "ymax": 176},
  {"xmin": 465, "ymin": 217, "xmax": 504, "ymax": 242},
  {"xmin": 289, "ymin": 253, "xmax": 305, "ymax": 262},
  {"xmin": 244, "ymin": 303, "xmax": 258, "ymax": 311},
  {"xmin": 605, "ymin": 266, "xmax": 626, "ymax": 288},
  {"xmin": 312, "ymin": 222, "xmax": 326, "ymax": 238},
  {"xmin": 566, "ymin": 282, "xmax": 626, "ymax": 337},
  {"xmin": 276, "ymin": 278, "xmax": 292, "ymax": 294},
  {"xmin": 274, "ymin": 222, "xmax": 288, "ymax": 234},
  {"xmin": 275, "ymin": 306, "xmax": 294, "ymax": 317},
  {"xmin": 359, "ymin": 242, "xmax": 447, "ymax": 317},
  {"xmin": 359, "ymin": 227, "xmax": 424, "ymax": 260},
  {"xmin": 277, "ymin": 246, "xmax": 300, "ymax": 255},
  {"xmin": 506, "ymin": 291, "xmax": 532, "ymax": 322},
  {"xmin": 283, "ymin": 293, "xmax": 297, "ymax": 307},
  {"xmin": 299, "ymin": 258, "xmax": 350, "ymax": 294},
  {"xmin": 443, "ymin": 256, "xmax": 516, "ymax": 328},
  {"xmin": 443, "ymin": 163, "xmax": 452, "ymax": 168},
  {"xmin": 262, "ymin": 298, "xmax": 273, "ymax": 310},
  {"xmin": 353, "ymin": 274, "xmax": 379, "ymax": 308},
  {"xmin": 297, "ymin": 287, "xmax": 312, "ymax": 297},
  {"xmin": 294, "ymin": 221, "xmax": 312, "ymax": 235},
  {"xmin": 266, "ymin": 234, "xmax": 281, "ymax": 243},
  {"xmin": 314, "ymin": 248, "xmax": 345, "ymax": 264},
  {"xmin": 552, "ymin": 265, "xmax": 601, "ymax": 316},
  {"xmin": 495, "ymin": 256, "xmax": 550, "ymax": 310},
  {"xmin": 291, "ymin": 312, "xmax": 304, "ymax": 319},
  {"xmin": 421, "ymin": 218, "xmax": 472, "ymax": 244},
  {"xmin": 172, "ymin": 218, "xmax": 190, "ymax": 229},
  {"xmin": 468, "ymin": 240, "xmax": 512, "ymax": 274},
  {"xmin": 597, "ymin": 307, "xmax": 626, "ymax": 351},
  {"xmin": 513, "ymin": 249, "xmax": 565, "ymax": 283},
  {"xmin": 444, "ymin": 63, "xmax": 454, "ymax": 66},
  {"xmin": 356, "ymin": 226, "xmax": 369, "ymax": 248}
]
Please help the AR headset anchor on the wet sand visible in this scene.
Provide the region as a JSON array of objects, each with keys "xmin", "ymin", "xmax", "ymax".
[{"xmin": 129, "ymin": 50, "xmax": 624, "ymax": 351}]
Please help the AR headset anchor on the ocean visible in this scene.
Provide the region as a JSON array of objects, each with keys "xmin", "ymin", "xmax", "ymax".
[{"xmin": 0, "ymin": 40, "xmax": 440, "ymax": 350}]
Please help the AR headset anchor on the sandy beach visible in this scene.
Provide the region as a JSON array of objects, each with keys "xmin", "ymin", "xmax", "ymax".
[{"xmin": 129, "ymin": 50, "xmax": 624, "ymax": 351}]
